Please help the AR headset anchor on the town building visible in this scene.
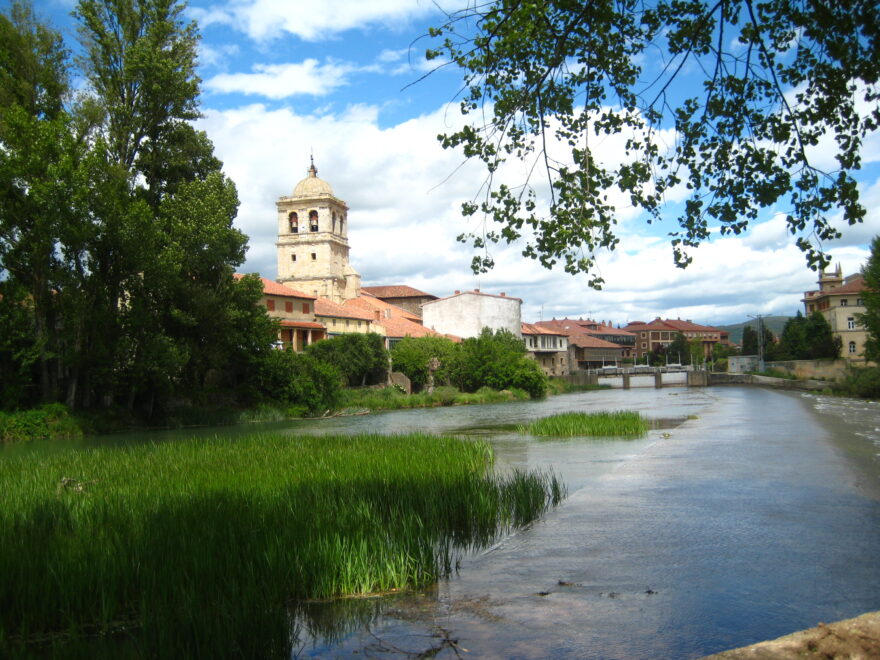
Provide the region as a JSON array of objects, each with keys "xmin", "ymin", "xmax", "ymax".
[
  {"xmin": 802, "ymin": 265, "xmax": 868, "ymax": 363},
  {"xmin": 521, "ymin": 323, "xmax": 569, "ymax": 376},
  {"xmin": 534, "ymin": 319, "xmax": 629, "ymax": 370},
  {"xmin": 343, "ymin": 293, "xmax": 447, "ymax": 350},
  {"xmin": 315, "ymin": 297, "xmax": 381, "ymax": 337},
  {"xmin": 235, "ymin": 275, "xmax": 325, "ymax": 351},
  {"xmin": 622, "ymin": 318, "xmax": 729, "ymax": 359},
  {"xmin": 537, "ymin": 318, "xmax": 635, "ymax": 359},
  {"xmin": 360, "ymin": 285, "xmax": 438, "ymax": 318},
  {"xmin": 422, "ymin": 289, "xmax": 522, "ymax": 339},
  {"xmin": 275, "ymin": 159, "xmax": 361, "ymax": 303}
]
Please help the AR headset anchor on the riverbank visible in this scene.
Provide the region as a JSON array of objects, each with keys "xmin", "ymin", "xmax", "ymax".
[{"xmin": 702, "ymin": 610, "xmax": 880, "ymax": 659}]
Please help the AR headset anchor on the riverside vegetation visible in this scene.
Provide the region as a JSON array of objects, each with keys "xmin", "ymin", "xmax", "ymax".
[
  {"xmin": 0, "ymin": 432, "xmax": 564, "ymax": 656},
  {"xmin": 520, "ymin": 411, "xmax": 649, "ymax": 438}
]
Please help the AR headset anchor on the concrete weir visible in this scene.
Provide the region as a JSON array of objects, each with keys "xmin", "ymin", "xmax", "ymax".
[{"xmin": 585, "ymin": 367, "xmax": 700, "ymax": 389}]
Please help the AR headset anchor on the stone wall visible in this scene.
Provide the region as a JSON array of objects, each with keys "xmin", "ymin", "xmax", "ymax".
[{"xmin": 765, "ymin": 358, "xmax": 849, "ymax": 381}]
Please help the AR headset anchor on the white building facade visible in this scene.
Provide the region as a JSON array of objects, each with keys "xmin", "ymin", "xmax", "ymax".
[{"xmin": 421, "ymin": 289, "xmax": 522, "ymax": 338}]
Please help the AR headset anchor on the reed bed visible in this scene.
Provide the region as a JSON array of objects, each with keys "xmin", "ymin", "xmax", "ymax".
[
  {"xmin": 0, "ymin": 432, "xmax": 563, "ymax": 656},
  {"xmin": 519, "ymin": 411, "xmax": 649, "ymax": 438},
  {"xmin": 340, "ymin": 386, "xmax": 529, "ymax": 411}
]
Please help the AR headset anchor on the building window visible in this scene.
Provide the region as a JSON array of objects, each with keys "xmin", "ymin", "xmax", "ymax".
[
  {"xmin": 285, "ymin": 301, "xmax": 293, "ymax": 313},
  {"xmin": 266, "ymin": 299, "xmax": 275, "ymax": 312},
  {"xmin": 641, "ymin": 342, "xmax": 647, "ymax": 349},
  {"xmin": 311, "ymin": 253, "xmax": 316, "ymax": 260},
  {"xmin": 288, "ymin": 212, "xmax": 298, "ymax": 233},
  {"xmin": 291, "ymin": 254, "xmax": 296, "ymax": 262},
  {"xmin": 849, "ymin": 341, "xmax": 857, "ymax": 354},
  {"xmin": 847, "ymin": 317, "xmax": 856, "ymax": 330},
  {"xmin": 332, "ymin": 212, "xmax": 337, "ymax": 233},
  {"xmin": 302, "ymin": 303, "xmax": 310, "ymax": 314},
  {"xmin": 309, "ymin": 210, "xmax": 319, "ymax": 232},
  {"xmin": 641, "ymin": 332, "xmax": 646, "ymax": 338},
  {"xmin": 857, "ymin": 298, "xmax": 863, "ymax": 306},
  {"xmin": 840, "ymin": 299, "xmax": 848, "ymax": 306}
]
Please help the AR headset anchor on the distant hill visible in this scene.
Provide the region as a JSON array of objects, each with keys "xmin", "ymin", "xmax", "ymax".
[{"xmin": 718, "ymin": 316, "xmax": 791, "ymax": 345}]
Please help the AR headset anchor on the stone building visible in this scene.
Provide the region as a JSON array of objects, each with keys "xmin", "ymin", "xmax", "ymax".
[
  {"xmin": 234, "ymin": 275, "xmax": 324, "ymax": 351},
  {"xmin": 521, "ymin": 323, "xmax": 569, "ymax": 376},
  {"xmin": 803, "ymin": 265, "xmax": 869, "ymax": 363},
  {"xmin": 360, "ymin": 285, "xmax": 437, "ymax": 318},
  {"xmin": 422, "ymin": 289, "xmax": 522, "ymax": 339},
  {"xmin": 275, "ymin": 159, "xmax": 361, "ymax": 303}
]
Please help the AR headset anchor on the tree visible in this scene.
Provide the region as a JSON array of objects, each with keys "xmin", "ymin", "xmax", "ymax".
[
  {"xmin": 665, "ymin": 333, "xmax": 690, "ymax": 365},
  {"xmin": 454, "ymin": 328, "xmax": 547, "ymax": 398},
  {"xmin": 778, "ymin": 312, "xmax": 809, "ymax": 360},
  {"xmin": 390, "ymin": 335, "xmax": 460, "ymax": 391},
  {"xmin": 429, "ymin": 0, "xmax": 877, "ymax": 286},
  {"xmin": 860, "ymin": 236, "xmax": 880, "ymax": 363},
  {"xmin": 742, "ymin": 323, "xmax": 777, "ymax": 359},
  {"xmin": 803, "ymin": 311, "xmax": 841, "ymax": 359},
  {"xmin": 306, "ymin": 333, "xmax": 389, "ymax": 387}
]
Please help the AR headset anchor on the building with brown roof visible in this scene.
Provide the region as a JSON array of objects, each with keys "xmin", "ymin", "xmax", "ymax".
[
  {"xmin": 803, "ymin": 265, "xmax": 869, "ymax": 363},
  {"xmin": 522, "ymin": 323, "xmax": 570, "ymax": 376},
  {"xmin": 622, "ymin": 318, "xmax": 729, "ymax": 359},
  {"xmin": 360, "ymin": 285, "xmax": 438, "ymax": 318},
  {"xmin": 534, "ymin": 319, "xmax": 630, "ymax": 370},
  {"xmin": 235, "ymin": 274, "xmax": 325, "ymax": 351},
  {"xmin": 315, "ymin": 297, "xmax": 382, "ymax": 337},
  {"xmin": 343, "ymin": 293, "xmax": 448, "ymax": 349}
]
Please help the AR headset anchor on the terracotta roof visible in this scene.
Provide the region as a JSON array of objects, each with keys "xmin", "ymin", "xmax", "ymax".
[
  {"xmin": 344, "ymin": 294, "xmax": 422, "ymax": 323},
  {"xmin": 361, "ymin": 285, "xmax": 437, "ymax": 300},
  {"xmin": 423, "ymin": 289, "xmax": 522, "ymax": 306},
  {"xmin": 315, "ymin": 297, "xmax": 374, "ymax": 321},
  {"xmin": 279, "ymin": 320, "xmax": 325, "ymax": 330},
  {"xmin": 234, "ymin": 273, "xmax": 316, "ymax": 300},
  {"xmin": 833, "ymin": 274, "xmax": 866, "ymax": 295},
  {"xmin": 568, "ymin": 334, "xmax": 622, "ymax": 349},
  {"xmin": 536, "ymin": 318, "xmax": 635, "ymax": 337},
  {"xmin": 623, "ymin": 318, "xmax": 723, "ymax": 334},
  {"xmin": 522, "ymin": 322, "xmax": 566, "ymax": 336},
  {"xmin": 376, "ymin": 316, "xmax": 443, "ymax": 339}
]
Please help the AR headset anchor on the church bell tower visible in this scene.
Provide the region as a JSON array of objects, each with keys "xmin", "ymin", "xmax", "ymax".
[{"xmin": 276, "ymin": 159, "xmax": 361, "ymax": 303}]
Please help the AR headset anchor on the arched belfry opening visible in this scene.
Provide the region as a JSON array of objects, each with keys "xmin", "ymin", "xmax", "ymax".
[{"xmin": 275, "ymin": 158, "xmax": 361, "ymax": 304}]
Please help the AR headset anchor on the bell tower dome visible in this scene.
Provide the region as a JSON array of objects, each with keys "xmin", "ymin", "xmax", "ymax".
[{"xmin": 276, "ymin": 159, "xmax": 361, "ymax": 303}]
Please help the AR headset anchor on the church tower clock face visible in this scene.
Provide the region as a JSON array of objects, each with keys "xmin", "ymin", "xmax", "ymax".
[{"xmin": 275, "ymin": 159, "xmax": 361, "ymax": 304}]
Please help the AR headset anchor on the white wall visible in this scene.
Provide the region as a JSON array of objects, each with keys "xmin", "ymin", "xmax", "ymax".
[{"xmin": 422, "ymin": 292, "xmax": 522, "ymax": 338}]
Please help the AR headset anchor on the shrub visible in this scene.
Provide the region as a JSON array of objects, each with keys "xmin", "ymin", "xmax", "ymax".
[
  {"xmin": 0, "ymin": 403, "xmax": 83, "ymax": 443},
  {"xmin": 846, "ymin": 368, "xmax": 880, "ymax": 399},
  {"xmin": 257, "ymin": 350, "xmax": 342, "ymax": 414}
]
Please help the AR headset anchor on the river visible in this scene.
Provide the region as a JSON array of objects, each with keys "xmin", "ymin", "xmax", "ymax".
[
  {"xmin": 283, "ymin": 385, "xmax": 880, "ymax": 659},
  {"xmin": 7, "ymin": 385, "xmax": 880, "ymax": 658}
]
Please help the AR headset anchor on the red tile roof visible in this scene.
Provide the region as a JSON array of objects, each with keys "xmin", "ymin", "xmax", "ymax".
[
  {"xmin": 279, "ymin": 320, "xmax": 325, "ymax": 329},
  {"xmin": 234, "ymin": 273, "xmax": 316, "ymax": 299},
  {"xmin": 522, "ymin": 322, "xmax": 566, "ymax": 336},
  {"xmin": 568, "ymin": 334, "xmax": 621, "ymax": 349},
  {"xmin": 361, "ymin": 285, "xmax": 437, "ymax": 300},
  {"xmin": 315, "ymin": 297, "xmax": 375, "ymax": 321},
  {"xmin": 344, "ymin": 294, "xmax": 423, "ymax": 322}
]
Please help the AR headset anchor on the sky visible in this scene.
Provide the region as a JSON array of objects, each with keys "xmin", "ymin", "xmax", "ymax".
[{"xmin": 39, "ymin": 0, "xmax": 879, "ymax": 327}]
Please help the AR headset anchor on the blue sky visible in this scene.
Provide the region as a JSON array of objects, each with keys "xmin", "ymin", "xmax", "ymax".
[{"xmin": 37, "ymin": 0, "xmax": 880, "ymax": 326}]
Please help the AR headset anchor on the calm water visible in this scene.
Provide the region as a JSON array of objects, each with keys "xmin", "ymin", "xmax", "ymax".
[
  {"xmin": 286, "ymin": 386, "xmax": 880, "ymax": 659},
  {"xmin": 7, "ymin": 386, "xmax": 880, "ymax": 658}
]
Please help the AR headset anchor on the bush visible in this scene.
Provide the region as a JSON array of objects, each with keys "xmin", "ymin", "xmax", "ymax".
[
  {"xmin": 846, "ymin": 368, "xmax": 880, "ymax": 399},
  {"xmin": 257, "ymin": 350, "xmax": 342, "ymax": 414},
  {"xmin": 306, "ymin": 333, "xmax": 388, "ymax": 386},
  {"xmin": 390, "ymin": 336, "xmax": 459, "ymax": 391},
  {"xmin": 0, "ymin": 403, "xmax": 83, "ymax": 443}
]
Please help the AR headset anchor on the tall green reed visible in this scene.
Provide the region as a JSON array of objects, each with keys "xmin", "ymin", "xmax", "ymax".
[
  {"xmin": 519, "ymin": 410, "xmax": 649, "ymax": 437},
  {"xmin": 0, "ymin": 432, "xmax": 562, "ymax": 656}
]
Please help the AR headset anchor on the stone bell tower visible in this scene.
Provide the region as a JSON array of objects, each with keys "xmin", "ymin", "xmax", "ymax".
[{"xmin": 276, "ymin": 159, "xmax": 361, "ymax": 303}]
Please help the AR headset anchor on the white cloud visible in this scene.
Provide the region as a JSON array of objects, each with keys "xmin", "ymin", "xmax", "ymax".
[
  {"xmin": 197, "ymin": 98, "xmax": 872, "ymax": 330},
  {"xmin": 204, "ymin": 59, "xmax": 355, "ymax": 98},
  {"xmin": 196, "ymin": 0, "xmax": 455, "ymax": 42}
]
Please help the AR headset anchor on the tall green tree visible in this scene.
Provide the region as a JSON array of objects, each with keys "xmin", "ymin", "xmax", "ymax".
[
  {"xmin": 391, "ymin": 335, "xmax": 460, "ymax": 391},
  {"xmin": 429, "ymin": 0, "xmax": 877, "ymax": 286},
  {"xmin": 454, "ymin": 328, "xmax": 547, "ymax": 398},
  {"xmin": 0, "ymin": 1, "xmax": 74, "ymax": 404},
  {"xmin": 858, "ymin": 235, "xmax": 880, "ymax": 363},
  {"xmin": 306, "ymin": 333, "xmax": 388, "ymax": 387}
]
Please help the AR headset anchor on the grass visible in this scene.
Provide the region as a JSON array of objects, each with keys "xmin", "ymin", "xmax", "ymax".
[
  {"xmin": 546, "ymin": 378, "xmax": 611, "ymax": 395},
  {"xmin": 749, "ymin": 368, "xmax": 799, "ymax": 380},
  {"xmin": 518, "ymin": 410, "xmax": 649, "ymax": 438},
  {"xmin": 0, "ymin": 432, "xmax": 563, "ymax": 656},
  {"xmin": 340, "ymin": 385, "xmax": 530, "ymax": 411}
]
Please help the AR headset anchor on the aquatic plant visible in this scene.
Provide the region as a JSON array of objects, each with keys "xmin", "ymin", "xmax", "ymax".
[
  {"xmin": 0, "ymin": 432, "xmax": 562, "ymax": 655},
  {"xmin": 519, "ymin": 411, "xmax": 649, "ymax": 437}
]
